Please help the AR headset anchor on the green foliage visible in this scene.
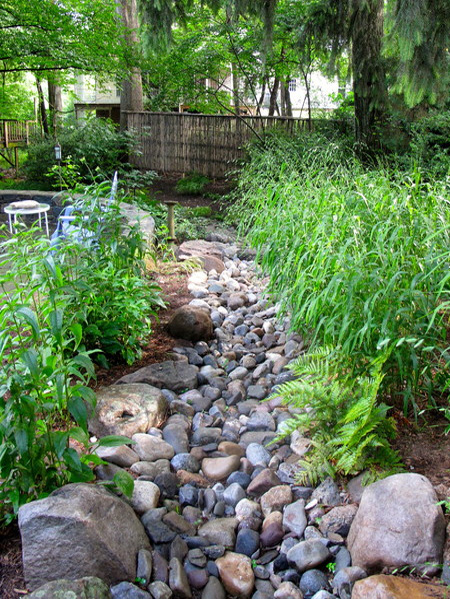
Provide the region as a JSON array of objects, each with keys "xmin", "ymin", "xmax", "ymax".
[
  {"xmin": 22, "ymin": 118, "xmax": 139, "ymax": 188},
  {"xmin": 0, "ymin": 0, "xmax": 135, "ymax": 76},
  {"xmin": 235, "ymin": 132, "xmax": 450, "ymax": 416},
  {"xmin": 272, "ymin": 348, "xmax": 403, "ymax": 484},
  {"xmin": 176, "ymin": 173, "xmax": 210, "ymax": 196},
  {"xmin": 0, "ymin": 229, "xmax": 98, "ymax": 520},
  {"xmin": 408, "ymin": 111, "xmax": 450, "ymax": 177},
  {"xmin": 0, "ymin": 178, "xmax": 164, "ymax": 521},
  {"xmin": 53, "ymin": 180, "xmax": 165, "ymax": 364},
  {"xmin": 0, "ymin": 74, "xmax": 35, "ymax": 119}
]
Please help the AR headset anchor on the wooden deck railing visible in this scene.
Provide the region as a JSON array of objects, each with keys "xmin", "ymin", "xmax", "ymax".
[{"xmin": 0, "ymin": 119, "xmax": 38, "ymax": 147}]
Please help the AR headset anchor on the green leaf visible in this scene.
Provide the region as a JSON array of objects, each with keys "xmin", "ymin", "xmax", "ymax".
[
  {"xmin": 15, "ymin": 307, "xmax": 40, "ymax": 339},
  {"xmin": 68, "ymin": 396, "xmax": 88, "ymax": 432},
  {"xmin": 72, "ymin": 353, "xmax": 95, "ymax": 377},
  {"xmin": 69, "ymin": 323, "xmax": 83, "ymax": 349},
  {"xmin": 96, "ymin": 435, "xmax": 135, "ymax": 448},
  {"xmin": 113, "ymin": 470, "xmax": 135, "ymax": 498},
  {"xmin": 21, "ymin": 349, "xmax": 39, "ymax": 378},
  {"xmin": 63, "ymin": 447, "xmax": 83, "ymax": 472},
  {"xmin": 49, "ymin": 309, "xmax": 64, "ymax": 344}
]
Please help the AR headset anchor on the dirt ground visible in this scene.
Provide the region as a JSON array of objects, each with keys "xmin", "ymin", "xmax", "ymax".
[{"xmin": 1, "ymin": 176, "xmax": 450, "ymax": 597}]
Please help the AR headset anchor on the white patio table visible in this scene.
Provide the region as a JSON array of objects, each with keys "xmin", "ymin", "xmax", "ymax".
[{"xmin": 4, "ymin": 201, "xmax": 51, "ymax": 236}]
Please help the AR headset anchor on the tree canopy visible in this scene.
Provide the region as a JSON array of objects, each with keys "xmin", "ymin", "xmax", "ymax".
[{"xmin": 0, "ymin": 0, "xmax": 137, "ymax": 75}]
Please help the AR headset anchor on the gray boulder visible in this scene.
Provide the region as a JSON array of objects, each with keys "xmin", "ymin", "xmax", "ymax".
[
  {"xmin": 88, "ymin": 384, "xmax": 167, "ymax": 438},
  {"xmin": 19, "ymin": 483, "xmax": 150, "ymax": 590},
  {"xmin": 27, "ymin": 577, "xmax": 111, "ymax": 599},
  {"xmin": 347, "ymin": 473, "xmax": 445, "ymax": 574},
  {"xmin": 116, "ymin": 362, "xmax": 199, "ymax": 393}
]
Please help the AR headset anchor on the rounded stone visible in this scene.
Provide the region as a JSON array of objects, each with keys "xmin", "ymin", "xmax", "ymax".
[
  {"xmin": 235, "ymin": 528, "xmax": 260, "ymax": 557},
  {"xmin": 299, "ymin": 570, "xmax": 329, "ymax": 596},
  {"xmin": 201, "ymin": 455, "xmax": 241, "ymax": 481},
  {"xmin": 216, "ymin": 551, "xmax": 255, "ymax": 598},
  {"xmin": 168, "ymin": 306, "xmax": 213, "ymax": 342}
]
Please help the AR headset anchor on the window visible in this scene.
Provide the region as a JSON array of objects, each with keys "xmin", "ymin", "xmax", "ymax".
[{"xmin": 288, "ymin": 79, "xmax": 297, "ymax": 92}]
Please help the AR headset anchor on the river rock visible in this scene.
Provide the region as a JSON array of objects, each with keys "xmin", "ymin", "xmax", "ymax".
[
  {"xmin": 287, "ymin": 540, "xmax": 331, "ymax": 572},
  {"xmin": 168, "ymin": 306, "xmax": 213, "ymax": 342},
  {"xmin": 169, "ymin": 557, "xmax": 192, "ymax": 599},
  {"xmin": 198, "ymin": 518, "xmax": 238, "ymax": 547},
  {"xmin": 201, "ymin": 576, "xmax": 226, "ymax": 599},
  {"xmin": 282, "ymin": 499, "xmax": 307, "ymax": 537},
  {"xmin": 130, "ymin": 481, "xmax": 161, "ymax": 514},
  {"xmin": 111, "ymin": 582, "xmax": 151, "ymax": 598},
  {"xmin": 260, "ymin": 485, "xmax": 293, "ymax": 517},
  {"xmin": 216, "ymin": 552, "xmax": 255, "ymax": 597},
  {"xmin": 201, "ymin": 455, "xmax": 241, "ymax": 480},
  {"xmin": 88, "ymin": 384, "xmax": 167, "ymax": 438},
  {"xmin": 132, "ymin": 434, "xmax": 175, "ymax": 461},
  {"xmin": 318, "ymin": 504, "xmax": 358, "ymax": 537},
  {"xmin": 117, "ymin": 362, "xmax": 199, "ymax": 393},
  {"xmin": 352, "ymin": 574, "xmax": 449, "ymax": 598},
  {"xmin": 347, "ymin": 473, "xmax": 446, "ymax": 574},
  {"xmin": 27, "ymin": 577, "xmax": 111, "ymax": 599},
  {"xmin": 18, "ymin": 483, "xmax": 150, "ymax": 590},
  {"xmin": 247, "ymin": 469, "xmax": 282, "ymax": 496}
]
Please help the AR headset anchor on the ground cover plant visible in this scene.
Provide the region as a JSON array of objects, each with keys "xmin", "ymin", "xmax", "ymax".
[
  {"xmin": 0, "ymin": 179, "xmax": 163, "ymax": 521},
  {"xmin": 234, "ymin": 130, "xmax": 450, "ymax": 481}
]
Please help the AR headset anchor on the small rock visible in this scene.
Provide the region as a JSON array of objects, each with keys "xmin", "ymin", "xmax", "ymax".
[
  {"xmin": 201, "ymin": 576, "xmax": 226, "ymax": 599},
  {"xmin": 247, "ymin": 469, "xmax": 282, "ymax": 496},
  {"xmin": 202, "ymin": 455, "xmax": 241, "ymax": 480},
  {"xmin": 27, "ymin": 577, "xmax": 111, "ymax": 599},
  {"xmin": 287, "ymin": 540, "xmax": 331, "ymax": 572},
  {"xmin": 137, "ymin": 549, "xmax": 153, "ymax": 585},
  {"xmin": 246, "ymin": 444, "xmax": 271, "ymax": 467},
  {"xmin": 299, "ymin": 570, "xmax": 329, "ymax": 597},
  {"xmin": 132, "ymin": 434, "xmax": 175, "ymax": 461},
  {"xmin": 332, "ymin": 566, "xmax": 367, "ymax": 595},
  {"xmin": 216, "ymin": 551, "xmax": 255, "ymax": 598},
  {"xmin": 260, "ymin": 486, "xmax": 292, "ymax": 517},
  {"xmin": 311, "ymin": 478, "xmax": 341, "ymax": 507},
  {"xmin": 168, "ymin": 306, "xmax": 213, "ymax": 342},
  {"xmin": 95, "ymin": 445, "xmax": 139, "ymax": 468},
  {"xmin": 111, "ymin": 582, "xmax": 151, "ymax": 598},
  {"xmin": 235, "ymin": 528, "xmax": 260, "ymax": 557},
  {"xmin": 169, "ymin": 558, "xmax": 192, "ymax": 599},
  {"xmin": 147, "ymin": 581, "xmax": 173, "ymax": 599},
  {"xmin": 198, "ymin": 518, "xmax": 238, "ymax": 548},
  {"xmin": 224, "ymin": 483, "xmax": 246, "ymax": 507},
  {"xmin": 274, "ymin": 581, "xmax": 304, "ymax": 599},
  {"xmin": 282, "ymin": 499, "xmax": 307, "ymax": 538},
  {"xmin": 130, "ymin": 481, "xmax": 161, "ymax": 515}
]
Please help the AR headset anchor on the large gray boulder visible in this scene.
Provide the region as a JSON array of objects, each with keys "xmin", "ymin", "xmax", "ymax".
[
  {"xmin": 347, "ymin": 473, "xmax": 445, "ymax": 574},
  {"xmin": 116, "ymin": 361, "xmax": 199, "ymax": 392},
  {"xmin": 27, "ymin": 577, "xmax": 111, "ymax": 599},
  {"xmin": 19, "ymin": 483, "xmax": 151, "ymax": 590},
  {"xmin": 88, "ymin": 384, "xmax": 168, "ymax": 438}
]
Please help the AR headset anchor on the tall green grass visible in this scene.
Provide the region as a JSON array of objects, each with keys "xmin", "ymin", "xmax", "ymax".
[{"xmin": 235, "ymin": 133, "xmax": 450, "ymax": 416}]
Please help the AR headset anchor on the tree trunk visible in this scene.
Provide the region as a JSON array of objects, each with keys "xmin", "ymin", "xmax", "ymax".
[
  {"xmin": 36, "ymin": 78, "xmax": 49, "ymax": 136},
  {"xmin": 268, "ymin": 77, "xmax": 279, "ymax": 116},
  {"xmin": 280, "ymin": 82, "xmax": 286, "ymax": 116},
  {"xmin": 119, "ymin": 0, "xmax": 143, "ymax": 130},
  {"xmin": 48, "ymin": 80, "xmax": 62, "ymax": 135},
  {"xmin": 256, "ymin": 79, "xmax": 266, "ymax": 116},
  {"xmin": 351, "ymin": 0, "xmax": 386, "ymax": 155},
  {"xmin": 284, "ymin": 83, "xmax": 292, "ymax": 117},
  {"xmin": 231, "ymin": 62, "xmax": 240, "ymax": 114}
]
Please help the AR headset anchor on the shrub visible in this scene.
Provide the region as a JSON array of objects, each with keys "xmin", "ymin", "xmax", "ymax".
[
  {"xmin": 176, "ymin": 172, "xmax": 210, "ymax": 195},
  {"xmin": 22, "ymin": 117, "xmax": 139, "ymax": 188}
]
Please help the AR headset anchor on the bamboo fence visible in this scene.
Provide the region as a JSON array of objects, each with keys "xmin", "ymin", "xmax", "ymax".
[{"xmin": 123, "ymin": 111, "xmax": 326, "ymax": 178}]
